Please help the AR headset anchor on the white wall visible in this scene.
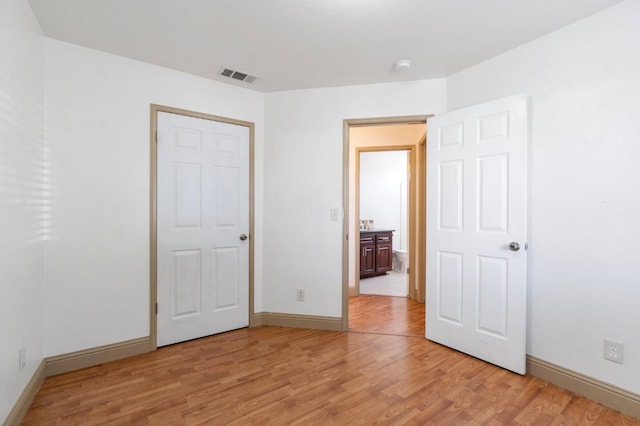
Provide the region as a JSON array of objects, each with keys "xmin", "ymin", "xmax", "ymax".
[
  {"xmin": 448, "ymin": 0, "xmax": 640, "ymax": 393},
  {"xmin": 263, "ymin": 80, "xmax": 446, "ymax": 317},
  {"xmin": 43, "ymin": 39, "xmax": 265, "ymax": 356},
  {"xmin": 360, "ymin": 151, "xmax": 409, "ymax": 250},
  {"xmin": 0, "ymin": 0, "xmax": 45, "ymax": 422}
]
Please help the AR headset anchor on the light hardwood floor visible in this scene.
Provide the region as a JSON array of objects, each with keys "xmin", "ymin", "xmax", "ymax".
[
  {"xmin": 22, "ymin": 299, "xmax": 638, "ymax": 425},
  {"xmin": 349, "ymin": 294, "xmax": 424, "ymax": 337}
]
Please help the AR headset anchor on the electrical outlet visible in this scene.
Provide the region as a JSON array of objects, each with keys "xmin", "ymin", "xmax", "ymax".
[
  {"xmin": 603, "ymin": 339, "xmax": 624, "ymax": 364},
  {"xmin": 19, "ymin": 347, "xmax": 26, "ymax": 372},
  {"xmin": 296, "ymin": 289, "xmax": 305, "ymax": 302}
]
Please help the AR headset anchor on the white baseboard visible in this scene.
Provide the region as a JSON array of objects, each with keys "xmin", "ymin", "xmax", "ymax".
[
  {"xmin": 4, "ymin": 337, "xmax": 151, "ymax": 425},
  {"xmin": 3, "ymin": 360, "xmax": 46, "ymax": 426},
  {"xmin": 255, "ymin": 312, "xmax": 342, "ymax": 331},
  {"xmin": 44, "ymin": 336, "xmax": 151, "ymax": 377},
  {"xmin": 527, "ymin": 355, "xmax": 640, "ymax": 418}
]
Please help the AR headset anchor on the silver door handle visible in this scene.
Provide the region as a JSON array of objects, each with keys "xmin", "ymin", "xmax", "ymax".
[
  {"xmin": 508, "ymin": 242, "xmax": 520, "ymax": 251},
  {"xmin": 239, "ymin": 234, "xmax": 248, "ymax": 241}
]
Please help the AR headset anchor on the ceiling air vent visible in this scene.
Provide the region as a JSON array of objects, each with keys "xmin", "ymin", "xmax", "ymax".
[{"xmin": 219, "ymin": 67, "xmax": 258, "ymax": 84}]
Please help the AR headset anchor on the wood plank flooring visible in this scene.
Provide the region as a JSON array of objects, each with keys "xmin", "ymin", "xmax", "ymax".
[
  {"xmin": 349, "ymin": 294, "xmax": 424, "ymax": 337},
  {"xmin": 23, "ymin": 321, "xmax": 638, "ymax": 424}
]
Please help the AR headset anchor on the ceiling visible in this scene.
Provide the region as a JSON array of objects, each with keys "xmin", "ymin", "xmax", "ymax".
[{"xmin": 27, "ymin": 0, "xmax": 624, "ymax": 92}]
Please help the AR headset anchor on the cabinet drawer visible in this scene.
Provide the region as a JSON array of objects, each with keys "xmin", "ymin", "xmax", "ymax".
[
  {"xmin": 360, "ymin": 236, "xmax": 375, "ymax": 244},
  {"xmin": 376, "ymin": 233, "xmax": 392, "ymax": 243}
]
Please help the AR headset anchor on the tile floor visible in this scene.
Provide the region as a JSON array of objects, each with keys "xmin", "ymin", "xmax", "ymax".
[{"xmin": 359, "ymin": 270, "xmax": 408, "ymax": 297}]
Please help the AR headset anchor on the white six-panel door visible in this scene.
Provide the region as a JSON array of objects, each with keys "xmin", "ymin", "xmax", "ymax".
[
  {"xmin": 426, "ymin": 95, "xmax": 527, "ymax": 374},
  {"xmin": 157, "ymin": 111, "xmax": 250, "ymax": 347}
]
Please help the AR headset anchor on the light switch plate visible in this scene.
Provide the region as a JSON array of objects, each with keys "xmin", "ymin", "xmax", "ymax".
[{"xmin": 330, "ymin": 208, "xmax": 341, "ymax": 222}]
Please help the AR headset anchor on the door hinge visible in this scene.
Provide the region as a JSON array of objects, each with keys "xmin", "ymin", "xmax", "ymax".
[
  {"xmin": 155, "ymin": 302, "xmax": 158, "ymax": 314},
  {"xmin": 155, "ymin": 130, "xmax": 158, "ymax": 143}
]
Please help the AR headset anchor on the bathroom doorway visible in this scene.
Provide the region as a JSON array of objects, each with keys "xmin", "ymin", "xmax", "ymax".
[
  {"xmin": 358, "ymin": 149, "xmax": 410, "ymax": 297},
  {"xmin": 342, "ymin": 116, "xmax": 429, "ymax": 335}
]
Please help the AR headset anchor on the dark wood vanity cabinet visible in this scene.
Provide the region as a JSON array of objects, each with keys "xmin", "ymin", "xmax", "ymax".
[{"xmin": 360, "ymin": 230, "xmax": 393, "ymax": 278}]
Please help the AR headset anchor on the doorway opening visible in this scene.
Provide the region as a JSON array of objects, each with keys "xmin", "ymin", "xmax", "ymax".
[
  {"xmin": 358, "ymin": 149, "xmax": 410, "ymax": 297},
  {"xmin": 342, "ymin": 116, "xmax": 430, "ymax": 336}
]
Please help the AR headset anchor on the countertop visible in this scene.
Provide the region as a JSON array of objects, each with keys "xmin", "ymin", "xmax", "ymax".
[{"xmin": 359, "ymin": 229, "xmax": 395, "ymax": 234}]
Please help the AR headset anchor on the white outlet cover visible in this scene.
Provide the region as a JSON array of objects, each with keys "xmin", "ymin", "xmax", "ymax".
[{"xmin": 603, "ymin": 339, "xmax": 624, "ymax": 364}]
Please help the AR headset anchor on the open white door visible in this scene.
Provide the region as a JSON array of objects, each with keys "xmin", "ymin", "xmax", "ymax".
[
  {"xmin": 426, "ymin": 94, "xmax": 527, "ymax": 374},
  {"xmin": 157, "ymin": 111, "xmax": 250, "ymax": 347}
]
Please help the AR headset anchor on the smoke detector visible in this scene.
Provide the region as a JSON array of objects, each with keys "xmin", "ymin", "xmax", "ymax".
[
  {"xmin": 393, "ymin": 59, "xmax": 412, "ymax": 72},
  {"xmin": 219, "ymin": 66, "xmax": 258, "ymax": 84}
]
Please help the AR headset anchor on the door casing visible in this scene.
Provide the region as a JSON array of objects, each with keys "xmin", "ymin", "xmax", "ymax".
[
  {"xmin": 342, "ymin": 115, "xmax": 431, "ymax": 331},
  {"xmin": 149, "ymin": 104, "xmax": 255, "ymax": 350}
]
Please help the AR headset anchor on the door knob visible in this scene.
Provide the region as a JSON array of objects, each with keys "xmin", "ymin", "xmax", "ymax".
[
  {"xmin": 239, "ymin": 234, "xmax": 248, "ymax": 241},
  {"xmin": 508, "ymin": 242, "xmax": 520, "ymax": 251}
]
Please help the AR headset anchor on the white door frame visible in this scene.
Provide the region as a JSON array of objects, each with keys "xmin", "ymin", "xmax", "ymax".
[
  {"xmin": 149, "ymin": 104, "xmax": 255, "ymax": 350},
  {"xmin": 342, "ymin": 115, "xmax": 431, "ymax": 331}
]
